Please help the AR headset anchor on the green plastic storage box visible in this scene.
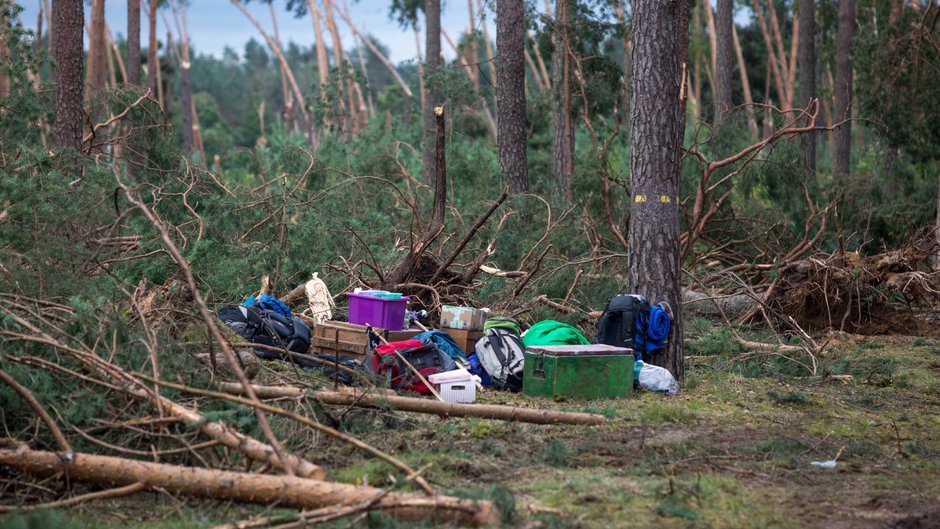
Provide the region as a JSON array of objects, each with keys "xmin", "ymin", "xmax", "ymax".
[{"xmin": 523, "ymin": 344, "xmax": 633, "ymax": 399}]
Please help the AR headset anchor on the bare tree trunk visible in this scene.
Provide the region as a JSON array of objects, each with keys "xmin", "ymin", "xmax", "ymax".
[
  {"xmin": 798, "ymin": 0, "xmax": 816, "ymax": 181},
  {"xmin": 529, "ymin": 31, "xmax": 550, "ymax": 91},
  {"xmin": 752, "ymin": 0, "xmax": 788, "ymax": 109},
  {"xmin": 552, "ymin": 0, "xmax": 574, "ymax": 203},
  {"xmin": 127, "ymin": 0, "xmax": 140, "ymax": 85},
  {"xmin": 106, "ymin": 25, "xmax": 118, "ymax": 88},
  {"xmin": 148, "ymin": 0, "xmax": 162, "ymax": 110},
  {"xmin": 628, "ymin": 0, "xmax": 689, "ymax": 379},
  {"xmin": 415, "ymin": 25, "xmax": 425, "ymax": 125},
  {"xmin": 90, "ymin": 0, "xmax": 107, "ymax": 91},
  {"xmin": 478, "ymin": 0, "xmax": 496, "ymax": 88},
  {"xmin": 55, "ymin": 0, "xmax": 84, "ymax": 150},
  {"xmin": 422, "ymin": 0, "xmax": 442, "ymax": 184},
  {"xmin": 308, "ymin": 0, "xmax": 330, "ymax": 88},
  {"xmin": 230, "ymin": 0, "xmax": 311, "ymax": 135},
  {"xmin": 351, "ymin": 30, "xmax": 375, "ymax": 119},
  {"xmin": 524, "ymin": 47, "xmax": 546, "ymax": 92},
  {"xmin": 322, "ymin": 0, "xmax": 357, "ymax": 137},
  {"xmin": 767, "ymin": 0, "xmax": 793, "ymax": 105},
  {"xmin": 466, "ymin": 0, "xmax": 480, "ymax": 92},
  {"xmin": 270, "ymin": 3, "xmax": 293, "ymax": 129},
  {"xmin": 832, "ymin": 0, "xmax": 856, "ymax": 182},
  {"xmin": 714, "ymin": 0, "xmax": 734, "ymax": 124},
  {"xmin": 733, "ymin": 25, "xmax": 758, "ymax": 137},
  {"xmin": 787, "ymin": 14, "xmax": 800, "ymax": 106},
  {"xmin": 0, "ymin": 447, "xmax": 499, "ymax": 527},
  {"xmin": 164, "ymin": 30, "xmax": 175, "ymax": 120},
  {"xmin": 175, "ymin": 1, "xmax": 193, "ymax": 153},
  {"xmin": 497, "ymin": 0, "xmax": 528, "ymax": 193}
]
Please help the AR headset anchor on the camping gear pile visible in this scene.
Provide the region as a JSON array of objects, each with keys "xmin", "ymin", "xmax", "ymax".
[{"xmin": 217, "ymin": 289, "xmax": 680, "ymax": 400}]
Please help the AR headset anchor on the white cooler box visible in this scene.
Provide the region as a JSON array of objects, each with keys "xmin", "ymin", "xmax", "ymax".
[{"xmin": 428, "ymin": 368, "xmax": 476, "ymax": 404}]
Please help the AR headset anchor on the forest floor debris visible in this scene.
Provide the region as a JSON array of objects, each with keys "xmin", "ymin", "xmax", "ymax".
[{"xmin": 5, "ymin": 334, "xmax": 936, "ymax": 529}]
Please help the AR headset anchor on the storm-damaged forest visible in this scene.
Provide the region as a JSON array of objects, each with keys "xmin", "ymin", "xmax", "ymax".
[{"xmin": 1, "ymin": 0, "xmax": 939, "ymax": 527}]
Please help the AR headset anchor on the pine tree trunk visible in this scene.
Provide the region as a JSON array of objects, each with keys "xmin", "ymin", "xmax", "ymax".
[
  {"xmin": 148, "ymin": 0, "xmax": 161, "ymax": 109},
  {"xmin": 832, "ymin": 0, "xmax": 856, "ymax": 182},
  {"xmin": 628, "ymin": 0, "xmax": 690, "ymax": 380},
  {"xmin": 90, "ymin": 0, "xmax": 107, "ymax": 91},
  {"xmin": 322, "ymin": 0, "xmax": 356, "ymax": 137},
  {"xmin": 714, "ymin": 0, "xmax": 734, "ymax": 124},
  {"xmin": 164, "ymin": 30, "xmax": 173, "ymax": 118},
  {"xmin": 496, "ymin": 0, "xmax": 528, "ymax": 193},
  {"xmin": 55, "ymin": 0, "xmax": 84, "ymax": 150},
  {"xmin": 178, "ymin": 1, "xmax": 193, "ymax": 153},
  {"xmin": 422, "ymin": 0, "xmax": 442, "ymax": 184},
  {"xmin": 0, "ymin": 447, "xmax": 499, "ymax": 527},
  {"xmin": 551, "ymin": 0, "xmax": 574, "ymax": 203},
  {"xmin": 798, "ymin": 0, "xmax": 816, "ymax": 181},
  {"xmin": 127, "ymin": 0, "xmax": 140, "ymax": 85}
]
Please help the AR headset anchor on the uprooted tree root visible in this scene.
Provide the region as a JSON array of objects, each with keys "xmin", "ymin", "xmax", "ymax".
[{"xmin": 761, "ymin": 241, "xmax": 940, "ymax": 335}]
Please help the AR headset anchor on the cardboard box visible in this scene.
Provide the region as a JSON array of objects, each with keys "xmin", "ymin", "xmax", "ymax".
[
  {"xmin": 440, "ymin": 305, "xmax": 489, "ymax": 331},
  {"xmin": 312, "ymin": 321, "xmax": 421, "ymax": 360},
  {"xmin": 428, "ymin": 368, "xmax": 476, "ymax": 403},
  {"xmin": 440, "ymin": 327, "xmax": 485, "ymax": 356}
]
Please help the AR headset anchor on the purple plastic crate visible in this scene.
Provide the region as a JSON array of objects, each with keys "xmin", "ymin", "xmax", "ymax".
[{"xmin": 346, "ymin": 292, "xmax": 409, "ymax": 330}]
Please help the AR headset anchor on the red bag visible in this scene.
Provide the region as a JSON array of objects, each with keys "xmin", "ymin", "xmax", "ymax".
[{"xmin": 367, "ymin": 340, "xmax": 456, "ymax": 395}]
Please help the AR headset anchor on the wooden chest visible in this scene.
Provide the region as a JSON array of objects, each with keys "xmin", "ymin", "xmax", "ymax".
[{"xmin": 311, "ymin": 321, "xmax": 422, "ymax": 360}]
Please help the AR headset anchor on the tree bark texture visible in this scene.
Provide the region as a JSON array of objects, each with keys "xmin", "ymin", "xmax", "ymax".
[
  {"xmin": 552, "ymin": 0, "xmax": 574, "ymax": 203},
  {"xmin": 422, "ymin": 0, "xmax": 442, "ymax": 183},
  {"xmin": 832, "ymin": 0, "xmax": 855, "ymax": 182},
  {"xmin": 148, "ymin": 0, "xmax": 160, "ymax": 108},
  {"xmin": 0, "ymin": 447, "xmax": 499, "ymax": 527},
  {"xmin": 628, "ymin": 0, "xmax": 689, "ymax": 379},
  {"xmin": 308, "ymin": 0, "xmax": 329, "ymax": 87},
  {"xmin": 54, "ymin": 0, "xmax": 84, "ymax": 150},
  {"xmin": 90, "ymin": 0, "xmax": 107, "ymax": 90},
  {"xmin": 714, "ymin": 0, "xmax": 734, "ymax": 124},
  {"xmin": 496, "ymin": 0, "xmax": 529, "ymax": 193},
  {"xmin": 798, "ymin": 0, "xmax": 816, "ymax": 180},
  {"xmin": 127, "ymin": 0, "xmax": 140, "ymax": 85}
]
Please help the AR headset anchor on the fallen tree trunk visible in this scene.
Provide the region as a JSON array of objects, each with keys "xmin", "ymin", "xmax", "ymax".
[
  {"xmin": 0, "ymin": 446, "xmax": 499, "ymax": 526},
  {"xmin": 217, "ymin": 383, "xmax": 606, "ymax": 425}
]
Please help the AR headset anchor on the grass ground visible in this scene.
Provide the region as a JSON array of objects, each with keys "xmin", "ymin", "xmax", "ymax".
[{"xmin": 2, "ymin": 333, "xmax": 939, "ymax": 529}]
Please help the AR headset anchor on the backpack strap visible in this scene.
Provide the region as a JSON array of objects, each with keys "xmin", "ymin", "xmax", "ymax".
[{"xmin": 487, "ymin": 330, "xmax": 510, "ymax": 380}]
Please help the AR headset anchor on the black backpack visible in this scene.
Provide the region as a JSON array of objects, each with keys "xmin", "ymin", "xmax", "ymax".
[
  {"xmin": 217, "ymin": 305, "xmax": 311, "ymax": 358},
  {"xmin": 594, "ymin": 294, "xmax": 650, "ymax": 353}
]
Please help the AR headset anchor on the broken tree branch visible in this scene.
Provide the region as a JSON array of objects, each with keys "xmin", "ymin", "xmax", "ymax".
[
  {"xmin": 217, "ymin": 383, "xmax": 606, "ymax": 425},
  {"xmin": 0, "ymin": 367, "xmax": 73, "ymax": 453},
  {"xmin": 0, "ymin": 446, "xmax": 499, "ymax": 526},
  {"xmin": 138, "ymin": 374, "xmax": 436, "ymax": 495}
]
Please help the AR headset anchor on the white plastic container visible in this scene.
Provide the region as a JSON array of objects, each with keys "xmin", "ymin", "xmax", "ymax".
[{"xmin": 428, "ymin": 368, "xmax": 476, "ymax": 404}]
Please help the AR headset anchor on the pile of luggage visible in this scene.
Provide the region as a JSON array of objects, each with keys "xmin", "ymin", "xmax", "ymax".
[{"xmin": 217, "ymin": 292, "xmax": 679, "ymax": 398}]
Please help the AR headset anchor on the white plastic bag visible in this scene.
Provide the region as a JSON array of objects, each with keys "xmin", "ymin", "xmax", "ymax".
[{"xmin": 637, "ymin": 361, "xmax": 679, "ymax": 395}]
